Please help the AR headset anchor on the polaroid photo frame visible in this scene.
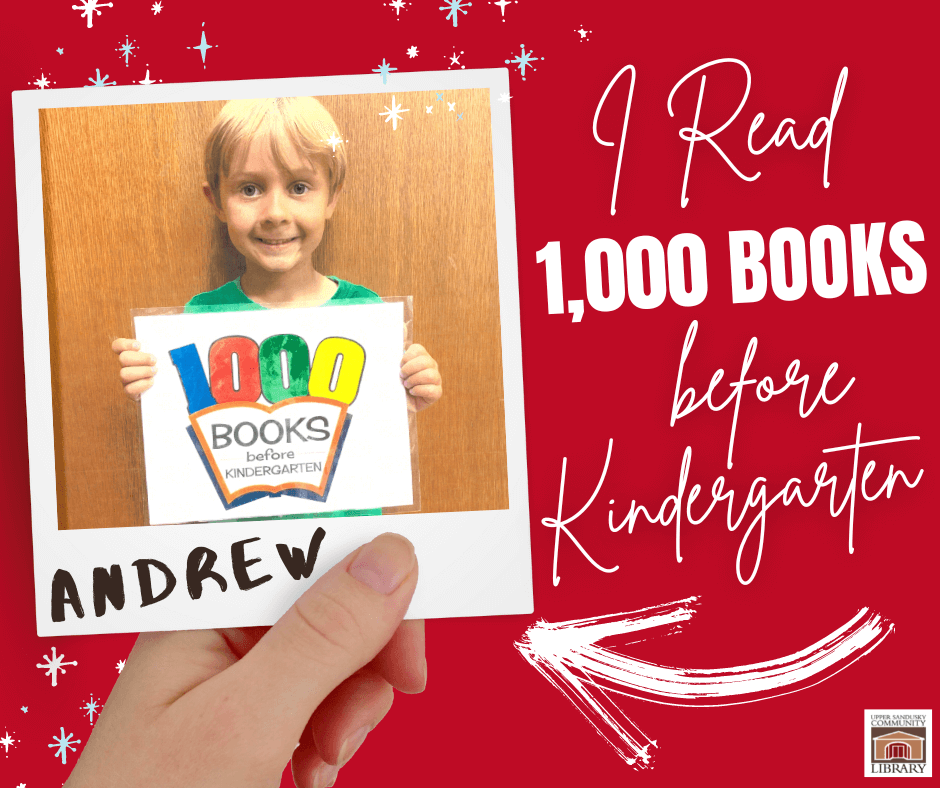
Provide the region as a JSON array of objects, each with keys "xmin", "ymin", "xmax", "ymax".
[{"xmin": 12, "ymin": 68, "xmax": 532, "ymax": 636}]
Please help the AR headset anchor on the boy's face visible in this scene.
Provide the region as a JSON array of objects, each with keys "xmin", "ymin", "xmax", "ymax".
[{"xmin": 207, "ymin": 138, "xmax": 339, "ymax": 278}]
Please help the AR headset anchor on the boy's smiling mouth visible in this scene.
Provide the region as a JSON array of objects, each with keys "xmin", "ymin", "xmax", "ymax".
[{"xmin": 256, "ymin": 236, "xmax": 298, "ymax": 247}]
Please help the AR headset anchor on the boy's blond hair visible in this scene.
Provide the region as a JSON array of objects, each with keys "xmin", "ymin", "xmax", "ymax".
[{"xmin": 204, "ymin": 97, "xmax": 346, "ymax": 203}]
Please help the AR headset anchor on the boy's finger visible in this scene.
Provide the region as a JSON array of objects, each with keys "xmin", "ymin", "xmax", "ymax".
[
  {"xmin": 220, "ymin": 533, "xmax": 418, "ymax": 750},
  {"xmin": 399, "ymin": 356, "xmax": 438, "ymax": 380},
  {"xmin": 111, "ymin": 338, "xmax": 141, "ymax": 354},
  {"xmin": 402, "ymin": 368, "xmax": 442, "ymax": 390},
  {"xmin": 118, "ymin": 350, "xmax": 157, "ymax": 367},
  {"xmin": 124, "ymin": 378, "xmax": 155, "ymax": 400},
  {"xmin": 119, "ymin": 365, "xmax": 157, "ymax": 384},
  {"xmin": 407, "ymin": 384, "xmax": 442, "ymax": 403},
  {"xmin": 399, "ymin": 343, "xmax": 428, "ymax": 365}
]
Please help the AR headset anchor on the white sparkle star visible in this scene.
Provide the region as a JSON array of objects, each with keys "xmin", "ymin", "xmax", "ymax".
[
  {"xmin": 152, "ymin": 1, "xmax": 163, "ymax": 12},
  {"xmin": 138, "ymin": 66, "xmax": 157, "ymax": 85},
  {"xmin": 490, "ymin": 0, "xmax": 514, "ymax": 19},
  {"xmin": 379, "ymin": 96, "xmax": 409, "ymax": 131},
  {"xmin": 498, "ymin": 92, "xmax": 511, "ymax": 102},
  {"xmin": 575, "ymin": 26, "xmax": 592, "ymax": 41},
  {"xmin": 71, "ymin": 0, "xmax": 113, "ymax": 29},
  {"xmin": 447, "ymin": 50, "xmax": 465, "ymax": 69},
  {"xmin": 0, "ymin": 731, "xmax": 16, "ymax": 754},
  {"xmin": 32, "ymin": 72, "xmax": 50, "ymax": 89},
  {"xmin": 49, "ymin": 728, "xmax": 81, "ymax": 765},
  {"xmin": 116, "ymin": 659, "xmax": 126, "ymax": 673},
  {"xmin": 407, "ymin": 45, "xmax": 418, "ymax": 58},
  {"xmin": 323, "ymin": 132, "xmax": 346, "ymax": 152},
  {"xmin": 37, "ymin": 647, "xmax": 78, "ymax": 687},
  {"xmin": 387, "ymin": 0, "xmax": 407, "ymax": 15},
  {"xmin": 425, "ymin": 105, "xmax": 433, "ymax": 113},
  {"xmin": 448, "ymin": 101, "xmax": 456, "ymax": 111}
]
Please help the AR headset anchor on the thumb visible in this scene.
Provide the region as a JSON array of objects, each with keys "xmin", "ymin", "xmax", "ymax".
[{"xmin": 220, "ymin": 532, "xmax": 418, "ymax": 745}]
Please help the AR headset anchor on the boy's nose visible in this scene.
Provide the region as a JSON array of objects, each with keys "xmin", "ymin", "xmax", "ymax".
[{"xmin": 262, "ymin": 189, "xmax": 290, "ymax": 223}]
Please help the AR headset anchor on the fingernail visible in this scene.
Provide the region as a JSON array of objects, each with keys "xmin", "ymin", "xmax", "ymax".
[
  {"xmin": 348, "ymin": 533, "xmax": 415, "ymax": 594},
  {"xmin": 338, "ymin": 725, "xmax": 370, "ymax": 766},
  {"xmin": 151, "ymin": 366, "xmax": 158, "ymax": 374},
  {"xmin": 132, "ymin": 341, "xmax": 141, "ymax": 350},
  {"xmin": 312, "ymin": 762, "xmax": 338, "ymax": 788},
  {"xmin": 149, "ymin": 354, "xmax": 157, "ymax": 364},
  {"xmin": 399, "ymin": 369, "xmax": 406, "ymax": 378}
]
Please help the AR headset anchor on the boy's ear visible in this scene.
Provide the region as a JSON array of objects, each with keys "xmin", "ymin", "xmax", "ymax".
[
  {"xmin": 325, "ymin": 184, "xmax": 343, "ymax": 220},
  {"xmin": 202, "ymin": 182, "xmax": 226, "ymax": 222}
]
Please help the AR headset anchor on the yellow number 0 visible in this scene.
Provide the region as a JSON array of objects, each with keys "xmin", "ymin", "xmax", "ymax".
[{"xmin": 308, "ymin": 337, "xmax": 366, "ymax": 405}]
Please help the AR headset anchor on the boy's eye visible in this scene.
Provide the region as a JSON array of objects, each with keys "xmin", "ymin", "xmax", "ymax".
[
  {"xmin": 290, "ymin": 183, "xmax": 310, "ymax": 195},
  {"xmin": 240, "ymin": 184, "xmax": 259, "ymax": 197}
]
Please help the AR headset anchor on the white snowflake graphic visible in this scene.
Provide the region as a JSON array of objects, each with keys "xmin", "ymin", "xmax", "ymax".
[
  {"xmin": 152, "ymin": 1, "xmax": 163, "ymax": 12},
  {"xmin": 379, "ymin": 96, "xmax": 409, "ymax": 131},
  {"xmin": 446, "ymin": 50, "xmax": 465, "ymax": 69},
  {"xmin": 188, "ymin": 23, "xmax": 217, "ymax": 69},
  {"xmin": 425, "ymin": 105, "xmax": 433, "ymax": 113},
  {"xmin": 116, "ymin": 659, "xmax": 126, "ymax": 673},
  {"xmin": 489, "ymin": 0, "xmax": 516, "ymax": 20},
  {"xmin": 407, "ymin": 45, "xmax": 418, "ymax": 58},
  {"xmin": 31, "ymin": 72, "xmax": 51, "ymax": 90},
  {"xmin": 447, "ymin": 101, "xmax": 456, "ymax": 111},
  {"xmin": 116, "ymin": 35, "xmax": 137, "ymax": 67},
  {"xmin": 49, "ymin": 728, "xmax": 81, "ymax": 765},
  {"xmin": 498, "ymin": 92, "xmax": 511, "ymax": 102},
  {"xmin": 372, "ymin": 58, "xmax": 397, "ymax": 85},
  {"xmin": 81, "ymin": 693, "xmax": 102, "ymax": 724},
  {"xmin": 37, "ymin": 647, "xmax": 78, "ymax": 686},
  {"xmin": 0, "ymin": 730, "xmax": 17, "ymax": 755},
  {"xmin": 72, "ymin": 0, "xmax": 113, "ymax": 29},
  {"xmin": 575, "ymin": 25, "xmax": 592, "ymax": 42},
  {"xmin": 385, "ymin": 0, "xmax": 409, "ymax": 17},
  {"xmin": 440, "ymin": 0, "xmax": 471, "ymax": 27},
  {"xmin": 504, "ymin": 43, "xmax": 543, "ymax": 81}
]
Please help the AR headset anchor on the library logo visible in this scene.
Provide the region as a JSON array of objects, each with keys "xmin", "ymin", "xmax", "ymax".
[{"xmin": 865, "ymin": 710, "xmax": 931, "ymax": 777}]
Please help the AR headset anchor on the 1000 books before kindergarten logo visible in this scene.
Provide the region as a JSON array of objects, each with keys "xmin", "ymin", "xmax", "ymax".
[{"xmin": 170, "ymin": 333, "xmax": 364, "ymax": 508}]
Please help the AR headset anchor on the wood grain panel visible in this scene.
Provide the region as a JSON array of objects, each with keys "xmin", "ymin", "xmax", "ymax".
[{"xmin": 40, "ymin": 89, "xmax": 508, "ymax": 530}]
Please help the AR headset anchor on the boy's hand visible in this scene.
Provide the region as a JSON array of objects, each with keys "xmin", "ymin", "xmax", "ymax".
[
  {"xmin": 400, "ymin": 344, "xmax": 442, "ymax": 412},
  {"xmin": 111, "ymin": 338, "xmax": 158, "ymax": 401},
  {"xmin": 65, "ymin": 533, "xmax": 424, "ymax": 788}
]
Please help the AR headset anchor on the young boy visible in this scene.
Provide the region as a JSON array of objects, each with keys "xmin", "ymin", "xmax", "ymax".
[{"xmin": 112, "ymin": 97, "xmax": 442, "ymax": 515}]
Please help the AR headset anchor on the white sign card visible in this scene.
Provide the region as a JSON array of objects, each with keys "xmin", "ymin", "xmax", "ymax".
[{"xmin": 135, "ymin": 301, "xmax": 415, "ymax": 525}]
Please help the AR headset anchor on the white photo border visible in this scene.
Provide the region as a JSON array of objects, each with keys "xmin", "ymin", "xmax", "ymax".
[{"xmin": 12, "ymin": 69, "xmax": 532, "ymax": 636}]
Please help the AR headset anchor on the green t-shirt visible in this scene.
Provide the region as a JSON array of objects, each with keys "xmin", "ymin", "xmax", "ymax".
[{"xmin": 185, "ymin": 276, "xmax": 384, "ymax": 519}]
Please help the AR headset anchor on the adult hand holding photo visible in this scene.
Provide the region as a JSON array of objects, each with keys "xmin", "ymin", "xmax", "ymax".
[{"xmin": 65, "ymin": 533, "xmax": 424, "ymax": 788}]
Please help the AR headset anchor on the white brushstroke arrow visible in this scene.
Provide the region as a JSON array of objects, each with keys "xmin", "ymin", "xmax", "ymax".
[{"xmin": 515, "ymin": 597, "xmax": 892, "ymax": 768}]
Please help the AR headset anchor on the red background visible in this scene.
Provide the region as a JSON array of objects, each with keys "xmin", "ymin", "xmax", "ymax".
[{"xmin": 1, "ymin": 1, "xmax": 936, "ymax": 785}]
